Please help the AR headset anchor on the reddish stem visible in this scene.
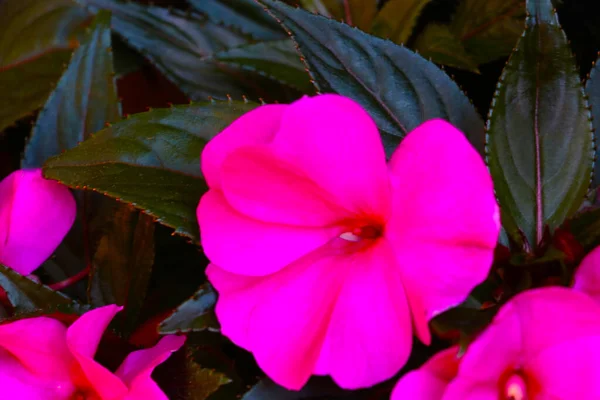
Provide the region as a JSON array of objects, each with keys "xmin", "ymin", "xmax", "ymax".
[
  {"xmin": 49, "ymin": 265, "xmax": 91, "ymax": 291},
  {"xmin": 343, "ymin": 0, "xmax": 353, "ymax": 25}
]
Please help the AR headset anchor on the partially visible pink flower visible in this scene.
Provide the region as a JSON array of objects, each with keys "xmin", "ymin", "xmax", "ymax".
[
  {"xmin": 573, "ymin": 245, "xmax": 600, "ymax": 302},
  {"xmin": 197, "ymin": 94, "xmax": 500, "ymax": 389},
  {"xmin": 0, "ymin": 169, "xmax": 76, "ymax": 275},
  {"xmin": 391, "ymin": 287, "xmax": 600, "ymax": 399},
  {"xmin": 391, "ymin": 347, "xmax": 459, "ymax": 400},
  {"xmin": 0, "ymin": 305, "xmax": 185, "ymax": 399}
]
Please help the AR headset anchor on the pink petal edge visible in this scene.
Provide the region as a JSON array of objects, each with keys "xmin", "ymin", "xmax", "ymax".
[{"xmin": 0, "ymin": 169, "xmax": 76, "ymax": 275}]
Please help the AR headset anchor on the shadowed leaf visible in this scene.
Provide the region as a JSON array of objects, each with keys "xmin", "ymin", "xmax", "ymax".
[
  {"xmin": 486, "ymin": 0, "xmax": 593, "ymax": 248},
  {"xmin": 43, "ymin": 101, "xmax": 258, "ymax": 243},
  {"xmin": 258, "ymin": 0, "xmax": 484, "ymax": 156},
  {"xmin": 159, "ymin": 283, "xmax": 219, "ymax": 334}
]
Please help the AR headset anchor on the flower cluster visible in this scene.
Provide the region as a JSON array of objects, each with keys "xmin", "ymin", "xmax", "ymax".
[
  {"xmin": 0, "ymin": 305, "xmax": 183, "ymax": 399},
  {"xmin": 3, "ymin": 94, "xmax": 600, "ymax": 398}
]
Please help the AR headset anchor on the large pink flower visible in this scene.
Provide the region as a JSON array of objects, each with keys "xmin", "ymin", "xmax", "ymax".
[
  {"xmin": 392, "ymin": 287, "xmax": 600, "ymax": 399},
  {"xmin": 0, "ymin": 169, "xmax": 76, "ymax": 275},
  {"xmin": 197, "ymin": 95, "xmax": 499, "ymax": 389},
  {"xmin": 0, "ymin": 305, "xmax": 185, "ymax": 399}
]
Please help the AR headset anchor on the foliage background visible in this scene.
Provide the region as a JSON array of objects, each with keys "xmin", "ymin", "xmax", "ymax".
[{"xmin": 2, "ymin": 0, "xmax": 600, "ymax": 398}]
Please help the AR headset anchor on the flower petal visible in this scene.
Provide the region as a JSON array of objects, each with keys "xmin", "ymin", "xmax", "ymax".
[
  {"xmin": 527, "ymin": 336, "xmax": 600, "ymax": 399},
  {"xmin": 208, "ymin": 238, "xmax": 355, "ymax": 390},
  {"xmin": 202, "ymin": 104, "xmax": 287, "ymax": 189},
  {"xmin": 66, "ymin": 305, "xmax": 128, "ymax": 398},
  {"xmin": 573, "ymin": 245, "xmax": 600, "ymax": 302},
  {"xmin": 386, "ymin": 120, "xmax": 498, "ymax": 343},
  {"xmin": 0, "ymin": 317, "xmax": 73, "ymax": 382},
  {"xmin": 0, "ymin": 349, "xmax": 75, "ymax": 400},
  {"xmin": 272, "ymin": 95, "xmax": 390, "ymax": 218},
  {"xmin": 221, "ymin": 145, "xmax": 349, "ymax": 226},
  {"xmin": 198, "ymin": 189, "xmax": 337, "ymax": 276},
  {"xmin": 391, "ymin": 347, "xmax": 459, "ymax": 400},
  {"xmin": 209, "ymin": 238, "xmax": 413, "ymax": 390},
  {"xmin": 116, "ymin": 335, "xmax": 185, "ymax": 391},
  {"xmin": 0, "ymin": 169, "xmax": 76, "ymax": 275},
  {"xmin": 313, "ymin": 239, "xmax": 413, "ymax": 389},
  {"xmin": 444, "ymin": 288, "xmax": 600, "ymax": 398}
]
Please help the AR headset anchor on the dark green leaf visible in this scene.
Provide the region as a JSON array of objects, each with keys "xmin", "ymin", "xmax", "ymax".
[
  {"xmin": 258, "ymin": 0, "xmax": 484, "ymax": 156},
  {"xmin": 189, "ymin": 0, "xmax": 285, "ymax": 40},
  {"xmin": 0, "ymin": 263, "xmax": 82, "ymax": 315},
  {"xmin": 43, "ymin": 101, "xmax": 257, "ymax": 242},
  {"xmin": 0, "ymin": 0, "xmax": 88, "ymax": 67},
  {"xmin": 372, "ymin": 0, "xmax": 432, "ymax": 44},
  {"xmin": 213, "ymin": 40, "xmax": 314, "ymax": 93},
  {"xmin": 159, "ymin": 283, "xmax": 219, "ymax": 334},
  {"xmin": 112, "ymin": 34, "xmax": 145, "ymax": 78},
  {"xmin": 450, "ymin": 0, "xmax": 525, "ymax": 65},
  {"xmin": 0, "ymin": 49, "xmax": 72, "ymax": 132},
  {"xmin": 23, "ymin": 10, "xmax": 120, "ymax": 168},
  {"xmin": 585, "ymin": 56, "xmax": 600, "ymax": 187},
  {"xmin": 414, "ymin": 24, "xmax": 480, "ymax": 73},
  {"xmin": 89, "ymin": 203, "xmax": 155, "ymax": 336},
  {"xmin": 79, "ymin": 0, "xmax": 287, "ymax": 100},
  {"xmin": 486, "ymin": 0, "xmax": 593, "ymax": 248}
]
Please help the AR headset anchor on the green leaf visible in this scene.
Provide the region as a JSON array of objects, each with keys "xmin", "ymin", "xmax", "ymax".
[
  {"xmin": 486, "ymin": 0, "xmax": 594, "ymax": 248},
  {"xmin": 414, "ymin": 24, "xmax": 480, "ymax": 73},
  {"xmin": 0, "ymin": 263, "xmax": 82, "ymax": 315},
  {"xmin": 450, "ymin": 0, "xmax": 526, "ymax": 65},
  {"xmin": 372, "ymin": 0, "xmax": 432, "ymax": 44},
  {"xmin": 0, "ymin": 49, "xmax": 72, "ymax": 132},
  {"xmin": 258, "ymin": 0, "xmax": 484, "ymax": 155},
  {"xmin": 23, "ymin": 10, "xmax": 120, "ymax": 168},
  {"xmin": 79, "ymin": 0, "xmax": 285, "ymax": 100},
  {"xmin": 0, "ymin": 0, "xmax": 88, "ymax": 67},
  {"xmin": 184, "ymin": 357, "xmax": 232, "ymax": 400},
  {"xmin": 112, "ymin": 34, "xmax": 146, "ymax": 78},
  {"xmin": 586, "ymin": 56, "xmax": 600, "ymax": 187},
  {"xmin": 89, "ymin": 203, "xmax": 155, "ymax": 336},
  {"xmin": 189, "ymin": 0, "xmax": 285, "ymax": 40},
  {"xmin": 159, "ymin": 283, "xmax": 219, "ymax": 334},
  {"xmin": 213, "ymin": 40, "xmax": 314, "ymax": 93},
  {"xmin": 43, "ymin": 101, "xmax": 258, "ymax": 242}
]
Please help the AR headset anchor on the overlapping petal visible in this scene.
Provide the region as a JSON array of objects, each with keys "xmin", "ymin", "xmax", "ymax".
[
  {"xmin": 0, "ymin": 317, "xmax": 72, "ymax": 381},
  {"xmin": 117, "ymin": 335, "xmax": 185, "ymax": 399},
  {"xmin": 198, "ymin": 190, "xmax": 337, "ymax": 276},
  {"xmin": 66, "ymin": 305, "xmax": 129, "ymax": 398},
  {"xmin": 443, "ymin": 288, "xmax": 600, "ymax": 399},
  {"xmin": 386, "ymin": 120, "xmax": 499, "ymax": 342},
  {"xmin": 200, "ymin": 96, "xmax": 499, "ymax": 391},
  {"xmin": 202, "ymin": 104, "xmax": 287, "ymax": 189},
  {"xmin": 391, "ymin": 347, "xmax": 458, "ymax": 400},
  {"xmin": 0, "ymin": 169, "xmax": 76, "ymax": 275}
]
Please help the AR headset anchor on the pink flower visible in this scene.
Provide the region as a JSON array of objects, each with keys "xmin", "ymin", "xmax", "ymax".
[
  {"xmin": 391, "ymin": 287, "xmax": 600, "ymax": 399},
  {"xmin": 0, "ymin": 169, "xmax": 76, "ymax": 275},
  {"xmin": 0, "ymin": 305, "xmax": 185, "ymax": 399},
  {"xmin": 197, "ymin": 95, "xmax": 499, "ymax": 389},
  {"xmin": 391, "ymin": 347, "xmax": 459, "ymax": 400},
  {"xmin": 573, "ymin": 245, "xmax": 600, "ymax": 302}
]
